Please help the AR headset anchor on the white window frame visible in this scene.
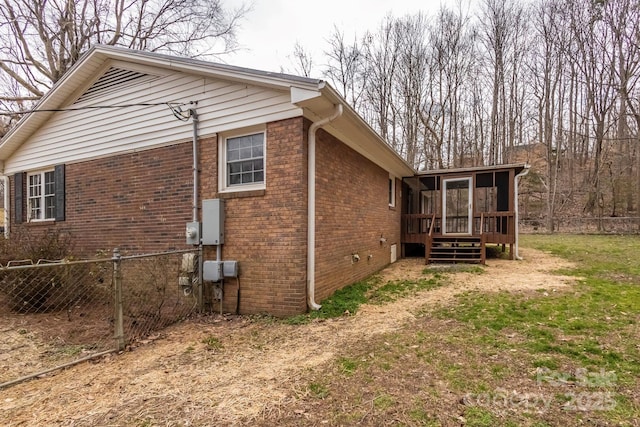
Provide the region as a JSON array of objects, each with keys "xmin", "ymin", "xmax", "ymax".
[
  {"xmin": 27, "ymin": 169, "xmax": 56, "ymax": 222},
  {"xmin": 218, "ymin": 125, "xmax": 266, "ymax": 193},
  {"xmin": 388, "ymin": 174, "xmax": 396, "ymax": 207}
]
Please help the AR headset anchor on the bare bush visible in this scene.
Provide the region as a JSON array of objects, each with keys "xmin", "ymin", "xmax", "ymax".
[
  {"xmin": 0, "ymin": 229, "xmax": 93, "ymax": 313},
  {"xmin": 120, "ymin": 252, "xmax": 198, "ymax": 342}
]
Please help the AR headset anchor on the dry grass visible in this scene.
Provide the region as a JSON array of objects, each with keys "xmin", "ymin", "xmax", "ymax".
[{"xmin": 0, "ymin": 248, "xmax": 584, "ymax": 426}]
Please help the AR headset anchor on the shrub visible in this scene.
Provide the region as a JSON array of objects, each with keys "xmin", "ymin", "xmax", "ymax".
[
  {"xmin": 0, "ymin": 229, "xmax": 82, "ymax": 313},
  {"xmin": 0, "ymin": 228, "xmax": 74, "ymax": 265}
]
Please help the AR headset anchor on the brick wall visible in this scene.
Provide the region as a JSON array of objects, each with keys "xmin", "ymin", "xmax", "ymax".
[
  {"xmin": 8, "ymin": 115, "xmax": 402, "ymax": 316},
  {"xmin": 314, "ymin": 128, "xmax": 401, "ymax": 302},
  {"xmin": 200, "ymin": 117, "xmax": 308, "ymax": 316},
  {"xmin": 10, "ymin": 142, "xmax": 194, "ymax": 255}
]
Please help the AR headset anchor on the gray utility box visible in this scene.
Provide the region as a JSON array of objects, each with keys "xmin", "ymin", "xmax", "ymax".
[
  {"xmin": 203, "ymin": 261, "xmax": 223, "ymax": 282},
  {"xmin": 202, "ymin": 199, "xmax": 224, "ymax": 245},
  {"xmin": 203, "ymin": 260, "xmax": 239, "ymax": 282},
  {"xmin": 223, "ymin": 260, "xmax": 238, "ymax": 278}
]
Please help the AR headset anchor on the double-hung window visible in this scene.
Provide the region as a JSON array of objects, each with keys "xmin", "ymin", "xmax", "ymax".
[
  {"xmin": 14, "ymin": 165, "xmax": 65, "ymax": 224},
  {"xmin": 28, "ymin": 170, "xmax": 56, "ymax": 221},
  {"xmin": 221, "ymin": 128, "xmax": 266, "ymax": 191}
]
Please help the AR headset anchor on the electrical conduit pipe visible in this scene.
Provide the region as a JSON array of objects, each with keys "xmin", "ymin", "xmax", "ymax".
[
  {"xmin": 307, "ymin": 104, "xmax": 343, "ymax": 310},
  {"xmin": 190, "ymin": 108, "xmax": 199, "ymax": 223}
]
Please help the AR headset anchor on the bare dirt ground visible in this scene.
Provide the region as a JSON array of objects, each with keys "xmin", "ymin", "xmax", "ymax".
[
  {"xmin": 0, "ymin": 296, "xmax": 114, "ymax": 385},
  {"xmin": 0, "ymin": 248, "xmax": 577, "ymax": 426}
]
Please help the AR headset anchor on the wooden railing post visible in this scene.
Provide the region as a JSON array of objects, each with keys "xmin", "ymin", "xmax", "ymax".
[
  {"xmin": 479, "ymin": 213, "xmax": 486, "ymax": 264},
  {"xmin": 425, "ymin": 213, "xmax": 436, "ymax": 265}
]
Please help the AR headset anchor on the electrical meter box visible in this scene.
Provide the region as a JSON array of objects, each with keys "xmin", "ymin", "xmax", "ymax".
[
  {"xmin": 185, "ymin": 221, "xmax": 200, "ymax": 245},
  {"xmin": 202, "ymin": 199, "xmax": 224, "ymax": 245}
]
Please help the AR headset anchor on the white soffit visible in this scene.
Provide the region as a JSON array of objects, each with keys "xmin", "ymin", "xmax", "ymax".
[{"xmin": 290, "ymin": 86, "xmax": 322, "ymax": 104}]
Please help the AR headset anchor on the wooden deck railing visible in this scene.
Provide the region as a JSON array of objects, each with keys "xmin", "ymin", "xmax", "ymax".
[
  {"xmin": 401, "ymin": 211, "xmax": 515, "ymax": 245},
  {"xmin": 473, "ymin": 211, "xmax": 515, "ymax": 244},
  {"xmin": 401, "ymin": 214, "xmax": 440, "ymax": 244},
  {"xmin": 425, "ymin": 213, "xmax": 436, "ymax": 261},
  {"xmin": 479, "ymin": 213, "xmax": 487, "ymax": 264}
]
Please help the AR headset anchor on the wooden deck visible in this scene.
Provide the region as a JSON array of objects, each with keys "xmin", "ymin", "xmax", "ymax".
[
  {"xmin": 401, "ymin": 163, "xmax": 528, "ymax": 264},
  {"xmin": 401, "ymin": 212, "xmax": 516, "ymax": 263}
]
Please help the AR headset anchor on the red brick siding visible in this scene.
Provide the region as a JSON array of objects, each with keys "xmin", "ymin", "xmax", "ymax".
[
  {"xmin": 201, "ymin": 117, "xmax": 308, "ymax": 316},
  {"xmin": 10, "ymin": 143, "xmax": 194, "ymax": 255},
  {"xmin": 314, "ymin": 128, "xmax": 401, "ymax": 302},
  {"xmin": 8, "ymin": 115, "xmax": 402, "ymax": 316}
]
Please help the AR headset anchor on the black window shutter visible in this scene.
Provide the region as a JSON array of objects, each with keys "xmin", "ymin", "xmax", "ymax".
[
  {"xmin": 54, "ymin": 164, "xmax": 65, "ymax": 221},
  {"xmin": 14, "ymin": 172, "xmax": 24, "ymax": 224}
]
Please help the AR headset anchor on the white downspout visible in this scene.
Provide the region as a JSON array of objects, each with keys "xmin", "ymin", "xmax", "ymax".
[
  {"xmin": 514, "ymin": 165, "xmax": 530, "ymax": 260},
  {"xmin": 307, "ymin": 104, "xmax": 343, "ymax": 310},
  {"xmin": 2, "ymin": 175, "xmax": 9, "ymax": 238}
]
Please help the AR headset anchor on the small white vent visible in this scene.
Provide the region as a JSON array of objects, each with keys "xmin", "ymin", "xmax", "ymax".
[{"xmin": 74, "ymin": 67, "xmax": 154, "ymax": 104}]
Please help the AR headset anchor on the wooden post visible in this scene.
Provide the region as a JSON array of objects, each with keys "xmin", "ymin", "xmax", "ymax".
[
  {"xmin": 112, "ymin": 248, "xmax": 125, "ymax": 351},
  {"xmin": 425, "ymin": 234, "xmax": 432, "ymax": 265}
]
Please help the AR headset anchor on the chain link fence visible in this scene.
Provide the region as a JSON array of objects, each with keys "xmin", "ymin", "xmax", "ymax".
[
  {"xmin": 0, "ymin": 249, "xmax": 200, "ymax": 389},
  {"xmin": 521, "ymin": 217, "xmax": 640, "ymax": 234}
]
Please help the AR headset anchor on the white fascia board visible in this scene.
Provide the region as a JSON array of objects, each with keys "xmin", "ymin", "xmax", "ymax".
[{"xmin": 0, "ymin": 50, "xmax": 110, "ymax": 164}]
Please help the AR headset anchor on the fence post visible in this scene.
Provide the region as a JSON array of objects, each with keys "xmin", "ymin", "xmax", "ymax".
[{"xmin": 112, "ymin": 248, "xmax": 125, "ymax": 351}]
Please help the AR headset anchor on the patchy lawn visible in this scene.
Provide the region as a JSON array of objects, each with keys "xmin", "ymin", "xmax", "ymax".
[{"xmin": 1, "ymin": 235, "xmax": 638, "ymax": 426}]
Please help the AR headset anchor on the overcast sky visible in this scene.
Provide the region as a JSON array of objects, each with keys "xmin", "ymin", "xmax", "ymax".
[{"xmin": 227, "ymin": 0, "xmax": 460, "ymax": 76}]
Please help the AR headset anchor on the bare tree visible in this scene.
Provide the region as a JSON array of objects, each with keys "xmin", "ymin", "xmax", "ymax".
[
  {"xmin": 608, "ymin": 0, "xmax": 640, "ymax": 214},
  {"xmin": 303, "ymin": 1, "xmax": 640, "ymax": 230},
  {"xmin": 529, "ymin": 0, "xmax": 570, "ymax": 232},
  {"xmin": 478, "ymin": 0, "xmax": 528, "ymax": 165},
  {"xmin": 392, "ymin": 13, "xmax": 429, "ymax": 168},
  {"xmin": 323, "ymin": 26, "xmax": 364, "ymax": 110},
  {"xmin": 360, "ymin": 16, "xmax": 399, "ymax": 144},
  {"xmin": 568, "ymin": 0, "xmax": 618, "ymax": 224},
  {"xmin": 285, "ymin": 42, "xmax": 314, "ymax": 77},
  {"xmin": 0, "ymin": 0, "xmax": 249, "ymax": 106},
  {"xmin": 424, "ymin": 5, "xmax": 477, "ymax": 168}
]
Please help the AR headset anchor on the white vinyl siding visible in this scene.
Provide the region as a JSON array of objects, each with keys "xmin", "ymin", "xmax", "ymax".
[{"xmin": 4, "ymin": 69, "xmax": 301, "ymax": 174}]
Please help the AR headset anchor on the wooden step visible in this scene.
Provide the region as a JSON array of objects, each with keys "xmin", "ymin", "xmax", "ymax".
[{"xmin": 427, "ymin": 236, "xmax": 485, "ymax": 264}]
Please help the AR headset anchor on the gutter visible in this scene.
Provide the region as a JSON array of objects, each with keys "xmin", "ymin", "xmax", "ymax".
[
  {"xmin": 307, "ymin": 104, "xmax": 343, "ymax": 310},
  {"xmin": 514, "ymin": 165, "xmax": 531, "ymax": 260}
]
